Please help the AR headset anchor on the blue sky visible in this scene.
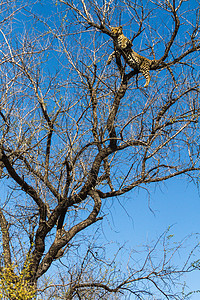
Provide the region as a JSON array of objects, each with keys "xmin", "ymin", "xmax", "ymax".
[{"xmin": 103, "ymin": 178, "xmax": 200, "ymax": 298}]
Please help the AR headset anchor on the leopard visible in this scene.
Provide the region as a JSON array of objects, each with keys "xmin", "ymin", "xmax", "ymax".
[{"xmin": 107, "ymin": 26, "xmax": 154, "ymax": 87}]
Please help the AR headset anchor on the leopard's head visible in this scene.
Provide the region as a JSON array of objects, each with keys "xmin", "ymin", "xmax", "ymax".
[{"xmin": 111, "ymin": 26, "xmax": 123, "ymax": 36}]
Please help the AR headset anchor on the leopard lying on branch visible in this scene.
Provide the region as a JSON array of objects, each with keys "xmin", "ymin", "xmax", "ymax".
[{"xmin": 107, "ymin": 26, "xmax": 156, "ymax": 87}]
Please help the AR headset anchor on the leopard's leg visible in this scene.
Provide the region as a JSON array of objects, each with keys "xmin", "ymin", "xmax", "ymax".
[
  {"xmin": 141, "ymin": 66, "xmax": 151, "ymax": 88},
  {"xmin": 107, "ymin": 51, "xmax": 115, "ymax": 65}
]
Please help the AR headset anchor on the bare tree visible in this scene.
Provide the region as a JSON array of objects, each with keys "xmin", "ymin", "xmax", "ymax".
[
  {"xmin": 35, "ymin": 230, "xmax": 200, "ymax": 299},
  {"xmin": 0, "ymin": 0, "xmax": 199, "ymax": 298}
]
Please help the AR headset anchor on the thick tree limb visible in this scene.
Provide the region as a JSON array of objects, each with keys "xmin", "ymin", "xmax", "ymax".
[
  {"xmin": 36, "ymin": 190, "xmax": 102, "ymax": 279},
  {"xmin": 0, "ymin": 209, "xmax": 11, "ymax": 267}
]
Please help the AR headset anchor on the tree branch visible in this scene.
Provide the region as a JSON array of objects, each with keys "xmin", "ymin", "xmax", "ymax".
[
  {"xmin": 0, "ymin": 209, "xmax": 12, "ymax": 267},
  {"xmin": 36, "ymin": 190, "xmax": 102, "ymax": 279}
]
